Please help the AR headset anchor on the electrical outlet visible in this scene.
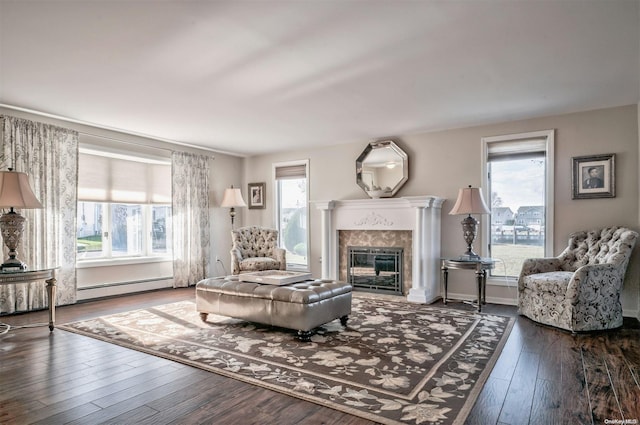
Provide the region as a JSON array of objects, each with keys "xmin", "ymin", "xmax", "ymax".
[{"xmin": 215, "ymin": 256, "xmax": 220, "ymax": 262}]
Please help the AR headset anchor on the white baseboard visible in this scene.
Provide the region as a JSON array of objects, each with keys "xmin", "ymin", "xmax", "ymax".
[
  {"xmin": 445, "ymin": 291, "xmax": 517, "ymax": 307},
  {"xmin": 77, "ymin": 278, "xmax": 174, "ymax": 301},
  {"xmin": 485, "ymin": 295, "xmax": 518, "ymax": 306},
  {"xmin": 624, "ymin": 308, "xmax": 639, "ymax": 319}
]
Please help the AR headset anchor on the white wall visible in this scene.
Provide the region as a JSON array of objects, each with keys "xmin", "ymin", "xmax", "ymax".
[
  {"xmin": 244, "ymin": 105, "xmax": 640, "ymax": 316},
  {"xmin": 210, "ymin": 153, "xmax": 245, "ymax": 277}
]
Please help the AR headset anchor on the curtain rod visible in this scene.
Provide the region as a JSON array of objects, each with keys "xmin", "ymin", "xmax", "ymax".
[{"xmin": 0, "ymin": 103, "xmax": 229, "ymax": 158}]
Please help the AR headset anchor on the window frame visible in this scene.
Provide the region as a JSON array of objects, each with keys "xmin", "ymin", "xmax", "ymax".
[
  {"xmin": 272, "ymin": 159, "xmax": 310, "ymax": 272},
  {"xmin": 480, "ymin": 129, "xmax": 555, "ymax": 285},
  {"xmin": 76, "ymin": 202, "xmax": 173, "ymax": 265},
  {"xmin": 76, "ymin": 145, "xmax": 173, "ymax": 266}
]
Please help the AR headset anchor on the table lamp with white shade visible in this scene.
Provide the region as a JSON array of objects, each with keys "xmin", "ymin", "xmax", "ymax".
[
  {"xmin": 0, "ymin": 169, "xmax": 44, "ymax": 270},
  {"xmin": 220, "ymin": 185, "xmax": 247, "ymax": 227},
  {"xmin": 449, "ymin": 185, "xmax": 490, "ymax": 259}
]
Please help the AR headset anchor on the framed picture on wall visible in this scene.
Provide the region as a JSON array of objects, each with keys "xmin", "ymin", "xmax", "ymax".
[
  {"xmin": 248, "ymin": 182, "xmax": 266, "ymax": 209},
  {"xmin": 571, "ymin": 153, "xmax": 615, "ymax": 199}
]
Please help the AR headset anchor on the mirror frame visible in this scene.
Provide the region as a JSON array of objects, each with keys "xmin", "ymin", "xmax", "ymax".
[{"xmin": 356, "ymin": 140, "xmax": 409, "ymax": 198}]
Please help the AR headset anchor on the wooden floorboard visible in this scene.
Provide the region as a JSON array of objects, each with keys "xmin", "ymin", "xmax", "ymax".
[
  {"xmin": 486, "ymin": 323, "xmax": 522, "ymax": 382},
  {"xmin": 10, "ymin": 359, "xmax": 174, "ymax": 424},
  {"xmin": 498, "ymin": 350, "xmax": 540, "ymax": 425},
  {"xmin": 1, "ymin": 287, "xmax": 639, "ymax": 425},
  {"xmin": 530, "ymin": 378, "xmax": 562, "ymax": 425},
  {"xmin": 560, "ymin": 343, "xmax": 593, "ymax": 425},
  {"xmin": 535, "ymin": 328, "xmax": 564, "ymax": 382},
  {"xmin": 582, "ymin": 339, "xmax": 623, "ymax": 422},
  {"xmin": 465, "ymin": 376, "xmax": 510, "ymax": 425},
  {"xmin": 89, "ymin": 367, "xmax": 206, "ymax": 411}
]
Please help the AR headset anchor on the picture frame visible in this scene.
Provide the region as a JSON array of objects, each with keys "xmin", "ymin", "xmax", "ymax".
[
  {"xmin": 571, "ymin": 153, "xmax": 615, "ymax": 199},
  {"xmin": 248, "ymin": 182, "xmax": 266, "ymax": 209}
]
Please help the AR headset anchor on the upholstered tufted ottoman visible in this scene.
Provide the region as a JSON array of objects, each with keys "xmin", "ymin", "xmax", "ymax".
[{"xmin": 195, "ymin": 277, "xmax": 352, "ymax": 341}]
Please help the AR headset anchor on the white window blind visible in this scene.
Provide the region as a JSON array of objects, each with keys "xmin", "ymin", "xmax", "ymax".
[
  {"xmin": 78, "ymin": 151, "xmax": 171, "ymax": 204},
  {"xmin": 275, "ymin": 164, "xmax": 307, "ymax": 180},
  {"xmin": 487, "ymin": 138, "xmax": 547, "ymax": 162}
]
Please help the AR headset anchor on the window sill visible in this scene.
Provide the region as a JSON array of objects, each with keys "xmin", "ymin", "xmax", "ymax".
[
  {"xmin": 287, "ymin": 264, "xmax": 310, "ymax": 273},
  {"xmin": 76, "ymin": 256, "xmax": 172, "ymax": 269}
]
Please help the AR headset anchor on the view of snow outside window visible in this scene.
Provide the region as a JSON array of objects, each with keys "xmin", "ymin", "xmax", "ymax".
[
  {"xmin": 278, "ymin": 178, "xmax": 308, "ymax": 268},
  {"xmin": 77, "ymin": 202, "xmax": 171, "ymax": 259},
  {"xmin": 489, "ymin": 157, "xmax": 545, "ymax": 277}
]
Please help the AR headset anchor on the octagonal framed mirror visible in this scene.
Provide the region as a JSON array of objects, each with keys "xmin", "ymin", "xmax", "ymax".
[{"xmin": 356, "ymin": 140, "xmax": 408, "ymax": 198}]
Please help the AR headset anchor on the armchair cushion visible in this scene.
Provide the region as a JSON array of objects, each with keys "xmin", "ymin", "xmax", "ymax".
[
  {"xmin": 239, "ymin": 257, "xmax": 281, "ymax": 273},
  {"xmin": 521, "ymin": 271, "xmax": 573, "ymax": 296},
  {"xmin": 518, "ymin": 226, "xmax": 638, "ymax": 332}
]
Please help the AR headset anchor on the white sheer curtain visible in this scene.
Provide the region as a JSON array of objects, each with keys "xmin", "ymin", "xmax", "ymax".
[
  {"xmin": 0, "ymin": 115, "xmax": 78, "ymax": 313},
  {"xmin": 171, "ymin": 151, "xmax": 210, "ymax": 287}
]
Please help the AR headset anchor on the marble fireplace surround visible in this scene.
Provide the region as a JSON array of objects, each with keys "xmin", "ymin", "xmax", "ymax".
[{"xmin": 313, "ymin": 196, "xmax": 445, "ymax": 304}]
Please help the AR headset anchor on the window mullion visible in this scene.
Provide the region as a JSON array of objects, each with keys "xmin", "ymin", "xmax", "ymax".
[
  {"xmin": 143, "ymin": 205, "xmax": 151, "ymax": 256},
  {"xmin": 104, "ymin": 203, "xmax": 112, "ymax": 258}
]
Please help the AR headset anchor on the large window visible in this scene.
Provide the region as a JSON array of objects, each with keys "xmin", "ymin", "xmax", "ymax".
[
  {"xmin": 77, "ymin": 148, "xmax": 172, "ymax": 261},
  {"xmin": 77, "ymin": 202, "xmax": 171, "ymax": 258},
  {"xmin": 274, "ymin": 160, "xmax": 309, "ymax": 270},
  {"xmin": 481, "ymin": 130, "xmax": 554, "ymax": 279}
]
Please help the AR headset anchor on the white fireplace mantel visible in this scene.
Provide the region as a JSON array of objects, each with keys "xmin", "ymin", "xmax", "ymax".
[{"xmin": 312, "ymin": 196, "xmax": 445, "ymax": 304}]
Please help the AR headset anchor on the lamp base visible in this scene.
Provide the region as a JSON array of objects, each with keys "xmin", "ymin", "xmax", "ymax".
[
  {"xmin": 1, "ymin": 259, "xmax": 27, "ymax": 271},
  {"xmin": 229, "ymin": 207, "xmax": 236, "ymax": 228},
  {"xmin": 0, "ymin": 209, "xmax": 28, "ymax": 271},
  {"xmin": 459, "ymin": 214, "xmax": 480, "ymax": 260}
]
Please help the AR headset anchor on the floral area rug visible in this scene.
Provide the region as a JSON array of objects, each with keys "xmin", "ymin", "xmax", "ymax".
[{"xmin": 58, "ymin": 297, "xmax": 514, "ymax": 425}]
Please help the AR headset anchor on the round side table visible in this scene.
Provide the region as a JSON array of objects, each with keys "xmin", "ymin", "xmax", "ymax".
[{"xmin": 441, "ymin": 258, "xmax": 495, "ymax": 312}]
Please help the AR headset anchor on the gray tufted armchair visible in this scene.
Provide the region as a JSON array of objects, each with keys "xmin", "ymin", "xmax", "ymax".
[
  {"xmin": 230, "ymin": 226, "xmax": 286, "ymax": 275},
  {"xmin": 518, "ymin": 226, "xmax": 638, "ymax": 332}
]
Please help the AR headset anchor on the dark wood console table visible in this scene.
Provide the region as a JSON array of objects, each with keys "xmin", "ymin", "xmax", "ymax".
[{"xmin": 0, "ymin": 268, "xmax": 57, "ymax": 330}]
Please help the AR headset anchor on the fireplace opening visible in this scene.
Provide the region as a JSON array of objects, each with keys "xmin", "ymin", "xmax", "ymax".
[{"xmin": 347, "ymin": 246, "xmax": 403, "ymax": 295}]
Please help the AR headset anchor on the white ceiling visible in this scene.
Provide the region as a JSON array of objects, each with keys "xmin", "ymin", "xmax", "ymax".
[{"xmin": 1, "ymin": 1, "xmax": 638, "ymax": 156}]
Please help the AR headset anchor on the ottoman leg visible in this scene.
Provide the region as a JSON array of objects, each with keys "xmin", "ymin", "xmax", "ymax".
[
  {"xmin": 297, "ymin": 330, "xmax": 313, "ymax": 342},
  {"xmin": 199, "ymin": 312, "xmax": 208, "ymax": 322},
  {"xmin": 340, "ymin": 315, "xmax": 349, "ymax": 327}
]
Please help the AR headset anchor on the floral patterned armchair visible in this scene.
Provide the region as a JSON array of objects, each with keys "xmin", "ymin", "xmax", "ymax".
[
  {"xmin": 230, "ymin": 226, "xmax": 286, "ymax": 275},
  {"xmin": 518, "ymin": 226, "xmax": 638, "ymax": 332}
]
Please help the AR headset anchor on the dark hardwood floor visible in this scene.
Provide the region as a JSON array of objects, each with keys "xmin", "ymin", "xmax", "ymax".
[{"xmin": 1, "ymin": 288, "xmax": 638, "ymax": 425}]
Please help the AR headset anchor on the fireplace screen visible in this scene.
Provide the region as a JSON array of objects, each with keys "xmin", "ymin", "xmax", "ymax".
[{"xmin": 347, "ymin": 246, "xmax": 403, "ymax": 294}]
